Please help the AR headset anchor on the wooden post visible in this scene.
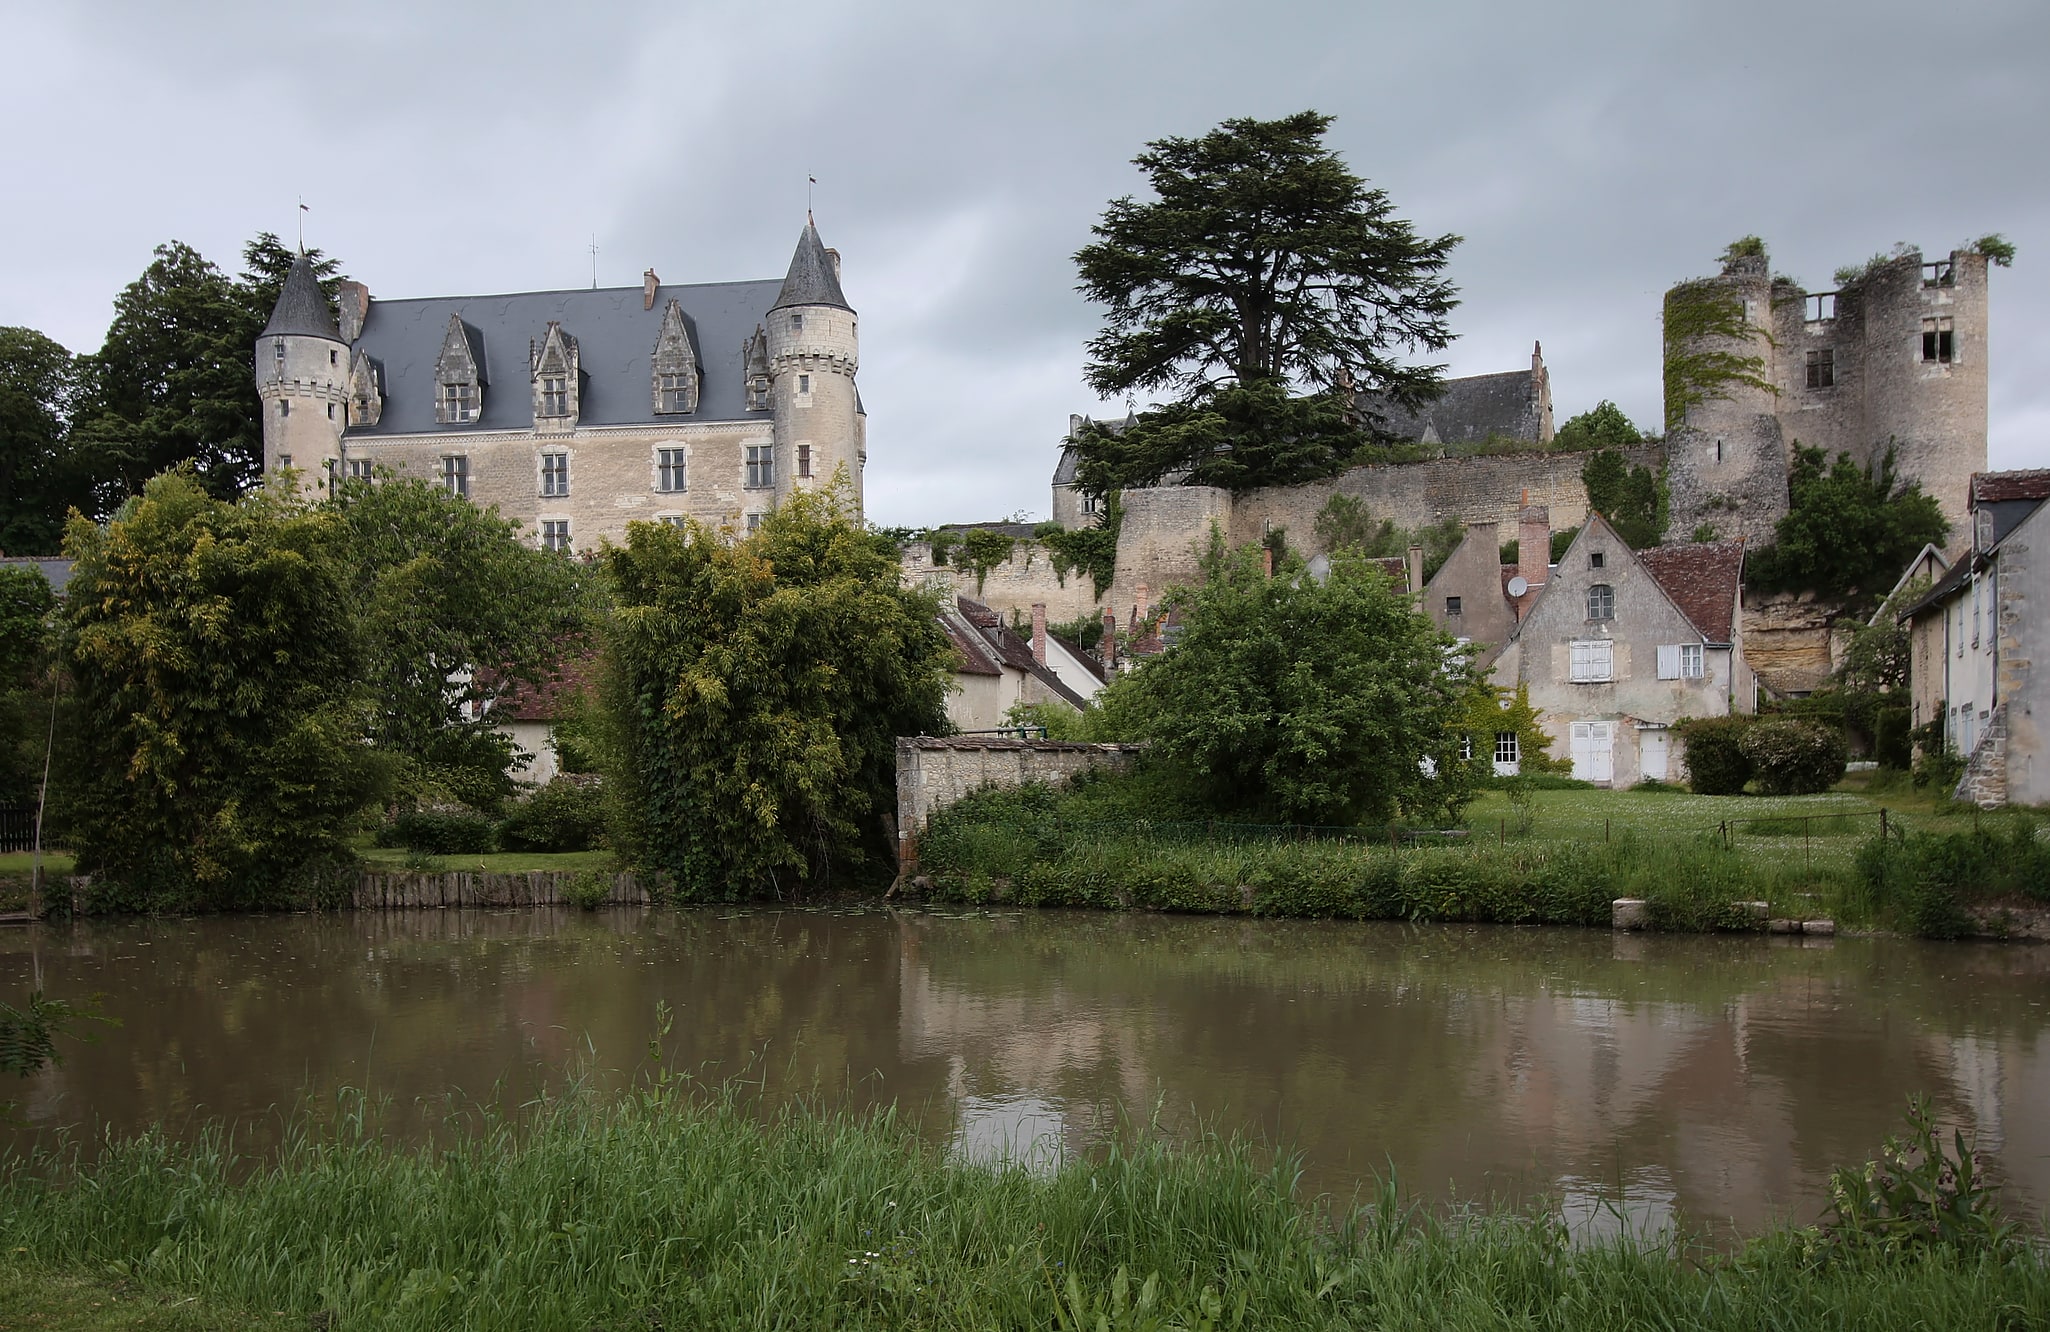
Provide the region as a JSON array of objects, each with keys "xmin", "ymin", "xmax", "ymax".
[{"xmin": 1880, "ymin": 807, "xmax": 1889, "ymax": 840}]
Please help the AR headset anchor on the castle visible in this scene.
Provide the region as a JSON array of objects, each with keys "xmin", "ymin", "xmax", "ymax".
[{"xmin": 255, "ymin": 220, "xmax": 866, "ymax": 545}]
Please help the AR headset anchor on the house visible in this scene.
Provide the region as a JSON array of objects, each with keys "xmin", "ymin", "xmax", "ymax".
[
  {"xmin": 1898, "ymin": 469, "xmax": 2050, "ymax": 806},
  {"xmin": 1492, "ymin": 513, "xmax": 1750, "ymax": 786},
  {"xmin": 475, "ymin": 656, "xmax": 595, "ymax": 785},
  {"xmin": 936, "ymin": 597, "xmax": 1103, "ymax": 732}
]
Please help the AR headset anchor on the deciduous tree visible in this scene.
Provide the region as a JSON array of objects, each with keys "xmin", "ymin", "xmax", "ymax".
[
  {"xmin": 1746, "ymin": 444, "xmax": 1948, "ymax": 608},
  {"xmin": 0, "ymin": 327, "xmax": 85, "ymax": 556}
]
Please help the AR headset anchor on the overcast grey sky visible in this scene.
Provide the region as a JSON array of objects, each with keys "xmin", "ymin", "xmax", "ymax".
[{"xmin": 4, "ymin": 0, "xmax": 2045, "ymax": 526}]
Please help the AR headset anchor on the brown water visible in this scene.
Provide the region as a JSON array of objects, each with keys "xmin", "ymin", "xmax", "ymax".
[{"xmin": 5, "ymin": 907, "xmax": 2049, "ymax": 1237}]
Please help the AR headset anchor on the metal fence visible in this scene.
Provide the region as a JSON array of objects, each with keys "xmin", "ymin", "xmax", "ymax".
[{"xmin": 0, "ymin": 806, "xmax": 57, "ymax": 854}]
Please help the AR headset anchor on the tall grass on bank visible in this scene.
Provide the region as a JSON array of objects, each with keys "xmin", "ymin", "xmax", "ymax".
[{"xmin": 2, "ymin": 1083, "xmax": 2045, "ymax": 1330}]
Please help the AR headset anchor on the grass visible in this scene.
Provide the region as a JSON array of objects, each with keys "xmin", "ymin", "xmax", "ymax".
[
  {"xmin": 348, "ymin": 834, "xmax": 611, "ymax": 875},
  {"xmin": 0, "ymin": 850, "xmax": 74, "ymax": 876},
  {"xmin": 0, "ymin": 1084, "xmax": 2043, "ymax": 1331},
  {"xmin": 0, "ymin": 1263, "xmax": 295, "ymax": 1330}
]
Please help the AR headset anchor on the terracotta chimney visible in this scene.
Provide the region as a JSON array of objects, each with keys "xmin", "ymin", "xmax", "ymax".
[
  {"xmin": 1516, "ymin": 493, "xmax": 1550, "ymax": 618},
  {"xmin": 1405, "ymin": 543, "xmax": 1425, "ymax": 597},
  {"xmin": 1101, "ymin": 609, "xmax": 1118, "ymax": 670},
  {"xmin": 336, "ymin": 280, "xmax": 370, "ymax": 343},
  {"xmin": 1135, "ymin": 583, "xmax": 1151, "ymax": 622},
  {"xmin": 1030, "ymin": 602, "xmax": 1047, "ymax": 666},
  {"xmin": 643, "ymin": 269, "xmax": 660, "ymax": 310}
]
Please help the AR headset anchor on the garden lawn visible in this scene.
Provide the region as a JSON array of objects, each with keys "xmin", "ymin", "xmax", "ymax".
[{"xmin": 348, "ymin": 836, "xmax": 611, "ymax": 875}]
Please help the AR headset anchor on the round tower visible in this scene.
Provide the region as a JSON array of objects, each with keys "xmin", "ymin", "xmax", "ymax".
[
  {"xmin": 253, "ymin": 252, "xmax": 349, "ymax": 495},
  {"xmin": 764, "ymin": 219, "xmax": 862, "ymax": 516},
  {"xmin": 1661, "ymin": 246, "xmax": 1787, "ymax": 545}
]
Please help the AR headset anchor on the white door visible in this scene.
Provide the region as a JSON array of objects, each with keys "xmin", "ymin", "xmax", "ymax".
[
  {"xmin": 1641, "ymin": 729, "xmax": 1670, "ymax": 782},
  {"xmin": 1570, "ymin": 721, "xmax": 1615, "ymax": 784}
]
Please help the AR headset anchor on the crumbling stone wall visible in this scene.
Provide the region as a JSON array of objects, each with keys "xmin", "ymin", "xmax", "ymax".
[
  {"xmin": 895, "ymin": 736, "xmax": 1142, "ymax": 868},
  {"xmin": 901, "ymin": 539, "xmax": 1107, "ymax": 623}
]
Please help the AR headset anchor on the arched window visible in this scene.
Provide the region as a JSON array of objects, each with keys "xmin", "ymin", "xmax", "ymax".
[{"xmin": 1586, "ymin": 584, "xmax": 1614, "ymax": 620}]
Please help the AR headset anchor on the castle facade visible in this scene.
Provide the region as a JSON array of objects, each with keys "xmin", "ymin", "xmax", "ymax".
[{"xmin": 254, "ymin": 220, "xmax": 865, "ymax": 548}]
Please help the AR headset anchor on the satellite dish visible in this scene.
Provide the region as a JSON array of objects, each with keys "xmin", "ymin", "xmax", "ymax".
[{"xmin": 1506, "ymin": 576, "xmax": 1530, "ymax": 597}]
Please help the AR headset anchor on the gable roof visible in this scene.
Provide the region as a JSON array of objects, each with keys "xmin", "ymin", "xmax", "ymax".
[
  {"xmin": 1637, "ymin": 540, "xmax": 1745, "ymax": 643},
  {"xmin": 1898, "ymin": 554, "xmax": 1975, "ymax": 622},
  {"xmin": 262, "ymin": 252, "xmax": 342, "ymax": 341},
  {"xmin": 347, "ymin": 276, "xmax": 782, "ymax": 436},
  {"xmin": 1971, "ymin": 469, "xmax": 2050, "ymax": 506},
  {"xmin": 770, "ymin": 221, "xmax": 853, "ymax": 313},
  {"xmin": 946, "ymin": 596, "xmax": 1091, "ymax": 708}
]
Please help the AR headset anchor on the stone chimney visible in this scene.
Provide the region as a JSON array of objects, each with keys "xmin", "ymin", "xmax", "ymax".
[
  {"xmin": 1405, "ymin": 544, "xmax": 1425, "ymax": 597},
  {"xmin": 1517, "ymin": 491, "xmax": 1550, "ymax": 618},
  {"xmin": 1068, "ymin": 413, "xmax": 1085, "ymax": 440},
  {"xmin": 336, "ymin": 280, "xmax": 370, "ymax": 343},
  {"xmin": 1031, "ymin": 602, "xmax": 1047, "ymax": 666},
  {"xmin": 1135, "ymin": 583, "xmax": 1151, "ymax": 622},
  {"xmin": 643, "ymin": 269, "xmax": 660, "ymax": 310},
  {"xmin": 1262, "ymin": 546, "xmax": 1273, "ymax": 578},
  {"xmin": 1101, "ymin": 609, "xmax": 1118, "ymax": 671}
]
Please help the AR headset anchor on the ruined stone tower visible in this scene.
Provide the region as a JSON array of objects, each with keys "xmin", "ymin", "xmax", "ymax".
[
  {"xmin": 254, "ymin": 252, "xmax": 349, "ymax": 493},
  {"xmin": 765, "ymin": 219, "xmax": 865, "ymax": 511},
  {"xmin": 1664, "ymin": 241, "xmax": 1990, "ymax": 547}
]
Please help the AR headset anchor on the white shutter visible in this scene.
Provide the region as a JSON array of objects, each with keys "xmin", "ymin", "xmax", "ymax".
[{"xmin": 1656, "ymin": 644, "xmax": 1681, "ymax": 680}]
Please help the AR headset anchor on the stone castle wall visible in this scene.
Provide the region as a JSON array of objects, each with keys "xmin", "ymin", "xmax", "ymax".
[{"xmin": 901, "ymin": 540, "xmax": 1107, "ymax": 624}]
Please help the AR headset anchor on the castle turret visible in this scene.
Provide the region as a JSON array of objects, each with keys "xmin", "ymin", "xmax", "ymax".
[
  {"xmin": 764, "ymin": 219, "xmax": 862, "ymax": 515},
  {"xmin": 254, "ymin": 252, "xmax": 349, "ymax": 493},
  {"xmin": 1661, "ymin": 245, "xmax": 1788, "ymax": 545}
]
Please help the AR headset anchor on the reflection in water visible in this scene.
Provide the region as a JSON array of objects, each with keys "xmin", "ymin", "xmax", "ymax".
[{"xmin": 4, "ymin": 907, "xmax": 2049, "ymax": 1237}]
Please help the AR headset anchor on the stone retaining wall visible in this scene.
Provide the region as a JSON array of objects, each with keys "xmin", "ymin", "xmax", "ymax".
[{"xmin": 895, "ymin": 735, "xmax": 1142, "ymax": 868}]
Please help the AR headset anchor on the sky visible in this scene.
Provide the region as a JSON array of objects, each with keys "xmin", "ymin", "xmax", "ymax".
[{"xmin": 3, "ymin": 0, "xmax": 2046, "ymax": 527}]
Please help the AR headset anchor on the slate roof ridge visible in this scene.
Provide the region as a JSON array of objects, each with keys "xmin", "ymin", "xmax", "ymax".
[
  {"xmin": 362, "ymin": 276, "xmax": 780, "ymax": 310},
  {"xmin": 262, "ymin": 252, "xmax": 342, "ymax": 340},
  {"xmin": 770, "ymin": 220, "xmax": 853, "ymax": 313}
]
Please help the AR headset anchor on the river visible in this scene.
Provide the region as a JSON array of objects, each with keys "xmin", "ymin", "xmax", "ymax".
[{"xmin": 5, "ymin": 907, "xmax": 2047, "ymax": 1238}]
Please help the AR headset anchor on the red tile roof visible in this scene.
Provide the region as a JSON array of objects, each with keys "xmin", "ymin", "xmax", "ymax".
[
  {"xmin": 483, "ymin": 651, "xmax": 596, "ymax": 722},
  {"xmin": 1638, "ymin": 540, "xmax": 1745, "ymax": 643},
  {"xmin": 1971, "ymin": 469, "xmax": 2050, "ymax": 505}
]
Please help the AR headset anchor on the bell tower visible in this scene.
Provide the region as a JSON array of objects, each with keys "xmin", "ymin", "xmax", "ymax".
[{"xmin": 253, "ymin": 252, "xmax": 349, "ymax": 494}]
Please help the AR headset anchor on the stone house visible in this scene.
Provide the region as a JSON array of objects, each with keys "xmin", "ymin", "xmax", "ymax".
[
  {"xmin": 936, "ymin": 597, "xmax": 1102, "ymax": 732},
  {"xmin": 1492, "ymin": 514, "xmax": 1751, "ymax": 786},
  {"xmin": 1899, "ymin": 469, "xmax": 2050, "ymax": 806},
  {"xmin": 255, "ymin": 219, "xmax": 865, "ymax": 549}
]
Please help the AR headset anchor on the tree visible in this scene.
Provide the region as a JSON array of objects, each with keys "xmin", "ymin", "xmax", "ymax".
[
  {"xmin": 1553, "ymin": 400, "xmax": 1643, "ymax": 453},
  {"xmin": 1094, "ymin": 538, "xmax": 1476, "ymax": 824},
  {"xmin": 61, "ymin": 470, "xmax": 386, "ymax": 909},
  {"xmin": 1312, "ymin": 495, "xmax": 1463, "ymax": 580},
  {"xmin": 328, "ymin": 474, "xmax": 587, "ymax": 810},
  {"xmin": 1746, "ymin": 444, "xmax": 1949, "ymax": 608},
  {"xmin": 0, "ymin": 328, "xmax": 87, "ymax": 556},
  {"xmin": 1071, "ymin": 111, "xmax": 1460, "ymax": 495},
  {"xmin": 1581, "ymin": 449, "xmax": 1666, "ymax": 548},
  {"xmin": 598, "ymin": 486, "xmax": 952, "ymax": 899},
  {"xmin": 0, "ymin": 565, "xmax": 57, "ymax": 805}
]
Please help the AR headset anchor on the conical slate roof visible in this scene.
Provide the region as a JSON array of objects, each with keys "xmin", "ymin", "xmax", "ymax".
[
  {"xmin": 262, "ymin": 252, "xmax": 342, "ymax": 340},
  {"xmin": 769, "ymin": 220, "xmax": 852, "ymax": 313}
]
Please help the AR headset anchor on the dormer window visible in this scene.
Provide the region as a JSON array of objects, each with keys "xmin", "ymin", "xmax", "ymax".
[
  {"xmin": 657, "ymin": 373, "xmax": 692, "ymax": 412},
  {"xmin": 742, "ymin": 325, "xmax": 771, "ymax": 411},
  {"xmin": 541, "ymin": 376, "xmax": 569, "ymax": 417},
  {"xmin": 433, "ymin": 314, "xmax": 486, "ymax": 426},
  {"xmin": 439, "ymin": 383, "xmax": 476, "ymax": 423},
  {"xmin": 529, "ymin": 322, "xmax": 580, "ymax": 427},
  {"xmin": 650, "ymin": 299, "xmax": 700, "ymax": 416}
]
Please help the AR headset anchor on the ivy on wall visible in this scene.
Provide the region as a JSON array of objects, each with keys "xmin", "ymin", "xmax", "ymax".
[
  {"xmin": 1034, "ymin": 494, "xmax": 1122, "ymax": 600},
  {"xmin": 1661, "ymin": 279, "xmax": 1775, "ymax": 432}
]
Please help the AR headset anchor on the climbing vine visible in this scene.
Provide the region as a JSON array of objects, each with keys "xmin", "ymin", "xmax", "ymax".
[
  {"xmin": 1662, "ymin": 279, "xmax": 1775, "ymax": 432},
  {"xmin": 1032, "ymin": 493, "xmax": 1123, "ymax": 600}
]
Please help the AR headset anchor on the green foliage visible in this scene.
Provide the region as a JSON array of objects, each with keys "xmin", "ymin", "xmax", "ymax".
[
  {"xmin": 498, "ymin": 780, "xmax": 607, "ymax": 854},
  {"xmin": 1459, "ymin": 683, "xmax": 1568, "ymax": 777},
  {"xmin": 60, "ymin": 471, "xmax": 388, "ymax": 910},
  {"xmin": 1821, "ymin": 1095, "xmax": 2021, "ymax": 1259},
  {"xmin": 1745, "ymin": 445, "xmax": 1949, "ymax": 608},
  {"xmin": 0, "ymin": 565, "xmax": 57, "ymax": 806},
  {"xmin": 374, "ymin": 807, "xmax": 496, "ymax": 856},
  {"xmin": 330, "ymin": 475, "xmax": 587, "ymax": 809},
  {"xmin": 0, "ymin": 326, "xmax": 87, "ymax": 556},
  {"xmin": 0, "ymin": 993, "xmax": 109, "ymax": 1079},
  {"xmin": 1911, "ymin": 717, "xmax": 1965, "ymax": 793},
  {"xmin": 1034, "ymin": 498, "xmax": 1121, "ymax": 599},
  {"xmin": 1662, "ymin": 278, "xmax": 1774, "ymax": 431},
  {"xmin": 1676, "ymin": 716, "xmax": 1753, "ymax": 795},
  {"xmin": 1965, "ymin": 233, "xmax": 2016, "ymax": 267},
  {"xmin": 1552, "ymin": 400, "xmax": 1643, "ymax": 454},
  {"xmin": 562, "ymin": 869, "xmax": 610, "ymax": 911},
  {"xmin": 1313, "ymin": 495, "xmax": 1462, "ymax": 579},
  {"xmin": 1091, "ymin": 539, "xmax": 1475, "ymax": 824},
  {"xmin": 1581, "ymin": 449, "xmax": 1666, "ymax": 548},
  {"xmin": 598, "ymin": 487, "xmax": 952, "ymax": 900},
  {"xmin": 1071, "ymin": 111, "xmax": 1458, "ymax": 495},
  {"xmin": 1721, "ymin": 236, "xmax": 1767, "ymax": 263},
  {"xmin": 1856, "ymin": 822, "xmax": 2050, "ymax": 939},
  {"xmin": 1739, "ymin": 719, "xmax": 1848, "ymax": 796},
  {"xmin": 1691, "ymin": 523, "xmax": 1718, "ymax": 542}
]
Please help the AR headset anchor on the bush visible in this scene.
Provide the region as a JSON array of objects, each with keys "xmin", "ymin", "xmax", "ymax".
[
  {"xmin": 499, "ymin": 779, "xmax": 606, "ymax": 853},
  {"xmin": 1678, "ymin": 716, "xmax": 1752, "ymax": 795},
  {"xmin": 1740, "ymin": 719, "xmax": 1848, "ymax": 796},
  {"xmin": 1872, "ymin": 705, "xmax": 1911, "ymax": 771},
  {"xmin": 1857, "ymin": 823, "xmax": 2050, "ymax": 938},
  {"xmin": 375, "ymin": 807, "xmax": 496, "ymax": 855},
  {"xmin": 563, "ymin": 869, "xmax": 610, "ymax": 911}
]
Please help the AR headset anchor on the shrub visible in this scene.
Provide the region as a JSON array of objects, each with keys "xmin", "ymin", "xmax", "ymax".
[
  {"xmin": 563, "ymin": 869, "xmax": 610, "ymax": 911},
  {"xmin": 1857, "ymin": 823, "xmax": 2050, "ymax": 938},
  {"xmin": 499, "ymin": 779, "xmax": 606, "ymax": 853},
  {"xmin": 1821, "ymin": 1094, "xmax": 2021, "ymax": 1258},
  {"xmin": 375, "ymin": 807, "xmax": 496, "ymax": 855},
  {"xmin": 1740, "ymin": 719, "xmax": 1848, "ymax": 796},
  {"xmin": 1677, "ymin": 716, "xmax": 1752, "ymax": 795},
  {"xmin": 1871, "ymin": 705, "xmax": 1912, "ymax": 772}
]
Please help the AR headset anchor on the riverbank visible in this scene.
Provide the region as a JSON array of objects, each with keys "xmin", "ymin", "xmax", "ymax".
[{"xmin": 2, "ymin": 1086, "xmax": 2043, "ymax": 1330}]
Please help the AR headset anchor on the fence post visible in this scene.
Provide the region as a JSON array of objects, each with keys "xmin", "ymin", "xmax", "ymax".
[
  {"xmin": 1605, "ymin": 818, "xmax": 1610, "ymax": 844},
  {"xmin": 1880, "ymin": 807, "xmax": 1889, "ymax": 841}
]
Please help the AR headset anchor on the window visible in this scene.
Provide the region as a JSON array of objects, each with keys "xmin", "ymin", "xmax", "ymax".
[
  {"xmin": 1714, "ymin": 437, "xmax": 1723, "ymax": 463},
  {"xmin": 278, "ymin": 400, "xmax": 289, "ymax": 418},
  {"xmin": 745, "ymin": 512, "xmax": 765, "ymax": 534},
  {"xmin": 656, "ymin": 373, "xmax": 692, "ymax": 413},
  {"xmin": 541, "ymin": 519, "xmax": 571, "ymax": 553},
  {"xmin": 657, "ymin": 447, "xmax": 687, "ymax": 493},
  {"xmin": 797, "ymin": 444, "xmax": 812, "ymax": 479},
  {"xmin": 797, "ymin": 373, "xmax": 811, "ymax": 395},
  {"xmin": 330, "ymin": 349, "xmax": 339, "ymax": 366},
  {"xmin": 277, "ymin": 453, "xmax": 292, "ymax": 468},
  {"xmin": 272, "ymin": 340, "xmax": 285, "ymax": 372},
  {"xmin": 658, "ymin": 514, "xmax": 687, "ymax": 528},
  {"xmin": 1495, "ymin": 732, "xmax": 1519, "ymax": 766},
  {"xmin": 1586, "ymin": 584, "xmax": 1614, "ymax": 620},
  {"xmin": 790, "ymin": 314, "xmax": 804, "ymax": 332},
  {"xmin": 540, "ymin": 375, "xmax": 569, "ymax": 417},
  {"xmin": 1589, "ymin": 551, "xmax": 1605, "ymax": 570},
  {"xmin": 1806, "ymin": 347, "xmax": 1835, "ymax": 388},
  {"xmin": 1570, "ymin": 639, "xmax": 1614, "ymax": 682},
  {"xmin": 346, "ymin": 458, "xmax": 373, "ymax": 480},
  {"xmin": 744, "ymin": 443, "xmax": 774, "ymax": 490},
  {"xmin": 326, "ymin": 402, "xmax": 335, "ymax": 419},
  {"xmin": 540, "ymin": 451, "xmax": 570, "ymax": 497},
  {"xmin": 439, "ymin": 383, "xmax": 475, "ymax": 422},
  {"xmin": 1923, "ymin": 317, "xmax": 1954, "ymax": 363},
  {"xmin": 1444, "ymin": 596, "xmax": 1462, "ymax": 615},
  {"xmin": 1459, "ymin": 734, "xmax": 1474, "ymax": 761},
  {"xmin": 1659, "ymin": 644, "xmax": 1705, "ymax": 679},
  {"xmin": 1806, "ymin": 292, "xmax": 1836, "ymax": 322},
  {"xmin": 441, "ymin": 454, "xmax": 469, "ymax": 498},
  {"xmin": 1082, "ymin": 494, "xmax": 1100, "ymax": 516}
]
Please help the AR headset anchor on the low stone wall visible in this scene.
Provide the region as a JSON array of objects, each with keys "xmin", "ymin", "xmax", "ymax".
[{"xmin": 895, "ymin": 735, "xmax": 1142, "ymax": 868}]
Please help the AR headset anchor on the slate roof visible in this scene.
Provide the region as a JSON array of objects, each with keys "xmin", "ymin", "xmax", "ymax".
[
  {"xmin": 1638, "ymin": 540, "xmax": 1745, "ymax": 644},
  {"xmin": 1356, "ymin": 369, "xmax": 1538, "ymax": 445},
  {"xmin": 0, "ymin": 556, "xmax": 72, "ymax": 595},
  {"xmin": 346, "ymin": 277, "xmax": 782, "ymax": 436},
  {"xmin": 262, "ymin": 252, "xmax": 342, "ymax": 341},
  {"xmin": 1971, "ymin": 469, "xmax": 2050, "ymax": 505},
  {"xmin": 1052, "ymin": 444, "xmax": 1080, "ymax": 487},
  {"xmin": 770, "ymin": 221, "xmax": 853, "ymax": 313}
]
